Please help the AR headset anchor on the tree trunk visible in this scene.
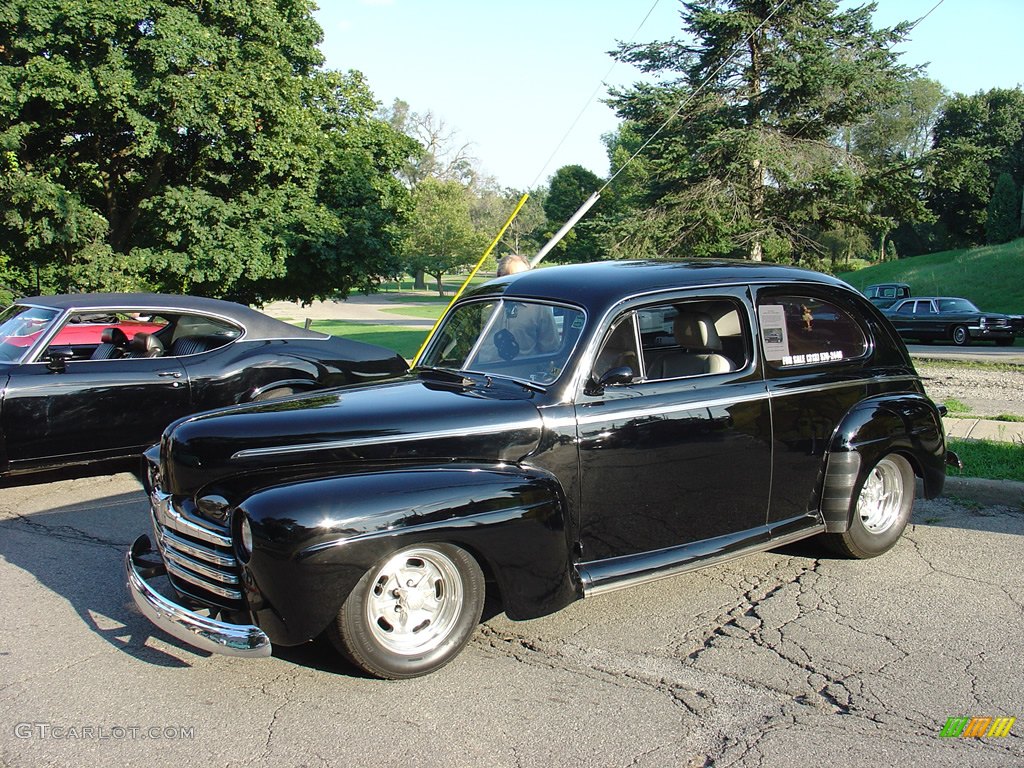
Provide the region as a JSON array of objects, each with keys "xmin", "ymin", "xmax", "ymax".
[
  {"xmin": 414, "ymin": 269, "xmax": 426, "ymax": 290},
  {"xmin": 878, "ymin": 231, "xmax": 888, "ymax": 262},
  {"xmin": 434, "ymin": 273, "xmax": 444, "ymax": 296},
  {"xmin": 109, "ymin": 150, "xmax": 168, "ymax": 253}
]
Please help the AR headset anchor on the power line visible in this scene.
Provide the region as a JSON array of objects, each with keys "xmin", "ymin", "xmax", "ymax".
[
  {"xmin": 601, "ymin": 0, "xmax": 788, "ymax": 193},
  {"xmin": 528, "ymin": 0, "xmax": 665, "ymax": 190}
]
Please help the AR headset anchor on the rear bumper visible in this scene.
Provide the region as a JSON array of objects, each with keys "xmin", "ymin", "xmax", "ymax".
[{"xmin": 125, "ymin": 535, "xmax": 271, "ymax": 658}]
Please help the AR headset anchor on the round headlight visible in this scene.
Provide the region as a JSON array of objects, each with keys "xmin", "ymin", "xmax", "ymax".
[{"xmin": 238, "ymin": 515, "xmax": 254, "ymax": 562}]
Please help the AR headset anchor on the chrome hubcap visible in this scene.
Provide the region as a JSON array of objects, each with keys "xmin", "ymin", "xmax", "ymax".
[
  {"xmin": 365, "ymin": 548, "xmax": 463, "ymax": 655},
  {"xmin": 856, "ymin": 458, "xmax": 904, "ymax": 534}
]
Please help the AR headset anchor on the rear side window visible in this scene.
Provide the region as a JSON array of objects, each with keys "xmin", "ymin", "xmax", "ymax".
[
  {"xmin": 592, "ymin": 298, "xmax": 749, "ymax": 382},
  {"xmin": 758, "ymin": 296, "xmax": 868, "ymax": 368}
]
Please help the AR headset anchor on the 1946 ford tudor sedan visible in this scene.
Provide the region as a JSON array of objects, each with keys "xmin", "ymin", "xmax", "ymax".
[{"xmin": 126, "ymin": 260, "xmax": 956, "ymax": 679}]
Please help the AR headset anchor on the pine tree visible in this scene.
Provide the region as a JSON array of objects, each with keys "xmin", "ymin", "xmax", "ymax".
[{"xmin": 607, "ymin": 0, "xmax": 911, "ymax": 261}]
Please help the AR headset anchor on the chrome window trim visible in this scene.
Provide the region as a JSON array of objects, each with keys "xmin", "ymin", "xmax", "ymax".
[{"xmin": 569, "ymin": 374, "xmax": 920, "ymax": 428}]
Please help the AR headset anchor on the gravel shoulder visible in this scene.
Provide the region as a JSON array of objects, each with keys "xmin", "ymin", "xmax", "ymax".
[{"xmin": 916, "ymin": 361, "xmax": 1024, "ymax": 419}]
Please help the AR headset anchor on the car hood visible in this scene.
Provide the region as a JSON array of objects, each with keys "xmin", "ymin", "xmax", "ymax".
[{"xmin": 160, "ymin": 374, "xmax": 545, "ymax": 496}]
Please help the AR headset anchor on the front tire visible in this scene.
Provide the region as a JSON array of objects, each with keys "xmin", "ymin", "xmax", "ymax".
[
  {"xmin": 951, "ymin": 325, "xmax": 970, "ymax": 346},
  {"xmin": 329, "ymin": 543, "xmax": 485, "ymax": 679},
  {"xmin": 824, "ymin": 454, "xmax": 914, "ymax": 559}
]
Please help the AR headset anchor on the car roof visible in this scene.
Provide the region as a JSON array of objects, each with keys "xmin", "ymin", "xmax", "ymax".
[
  {"xmin": 15, "ymin": 292, "xmax": 326, "ymax": 340},
  {"xmin": 896, "ymin": 296, "xmax": 972, "ymax": 302},
  {"xmin": 469, "ymin": 260, "xmax": 854, "ymax": 314}
]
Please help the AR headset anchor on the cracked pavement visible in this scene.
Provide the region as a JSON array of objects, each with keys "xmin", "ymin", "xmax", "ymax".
[{"xmin": 0, "ymin": 473, "xmax": 1021, "ymax": 767}]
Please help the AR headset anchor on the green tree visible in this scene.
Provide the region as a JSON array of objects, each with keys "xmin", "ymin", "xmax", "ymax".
[
  {"xmin": 929, "ymin": 88, "xmax": 1024, "ymax": 246},
  {"xmin": 471, "ymin": 183, "xmax": 548, "ymax": 264},
  {"xmin": 849, "ymin": 77, "xmax": 946, "ymax": 165},
  {"xmin": 0, "ymin": 0, "xmax": 414, "ymax": 303},
  {"xmin": 542, "ymin": 165, "xmax": 603, "ymax": 263},
  {"xmin": 986, "ymin": 172, "xmax": 1020, "ymax": 245},
  {"xmin": 404, "ymin": 178, "xmax": 484, "ymax": 295},
  {"xmin": 607, "ymin": 0, "xmax": 911, "ymax": 262}
]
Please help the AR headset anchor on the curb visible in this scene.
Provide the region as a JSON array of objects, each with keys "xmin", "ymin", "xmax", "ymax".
[{"xmin": 941, "ymin": 476, "xmax": 1024, "ymax": 508}]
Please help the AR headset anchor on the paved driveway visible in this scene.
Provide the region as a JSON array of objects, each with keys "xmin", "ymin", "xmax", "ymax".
[{"xmin": 1, "ymin": 473, "xmax": 1021, "ymax": 768}]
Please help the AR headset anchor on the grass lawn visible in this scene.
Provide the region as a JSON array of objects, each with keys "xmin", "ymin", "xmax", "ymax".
[
  {"xmin": 838, "ymin": 237, "xmax": 1024, "ymax": 314},
  {"xmin": 947, "ymin": 438, "xmax": 1024, "ymax": 483},
  {"xmin": 310, "ymin": 320, "xmax": 427, "ymax": 361},
  {"xmin": 381, "ymin": 305, "xmax": 447, "ymax": 320}
]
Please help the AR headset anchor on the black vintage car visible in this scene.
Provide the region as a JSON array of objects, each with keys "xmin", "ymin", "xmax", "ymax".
[
  {"xmin": 0, "ymin": 293, "xmax": 406, "ymax": 478},
  {"xmin": 882, "ymin": 296, "xmax": 1016, "ymax": 346},
  {"xmin": 126, "ymin": 261, "xmax": 954, "ymax": 679}
]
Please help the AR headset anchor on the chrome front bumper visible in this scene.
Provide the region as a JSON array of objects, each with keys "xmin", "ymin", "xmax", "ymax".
[{"xmin": 125, "ymin": 535, "xmax": 271, "ymax": 658}]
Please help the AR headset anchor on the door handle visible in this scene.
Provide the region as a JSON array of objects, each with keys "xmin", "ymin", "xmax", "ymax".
[{"xmin": 157, "ymin": 371, "xmax": 182, "ymax": 378}]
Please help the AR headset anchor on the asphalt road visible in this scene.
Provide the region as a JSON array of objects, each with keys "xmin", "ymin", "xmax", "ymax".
[
  {"xmin": 1, "ymin": 473, "xmax": 1022, "ymax": 768},
  {"xmin": 906, "ymin": 343, "xmax": 1024, "ymax": 365}
]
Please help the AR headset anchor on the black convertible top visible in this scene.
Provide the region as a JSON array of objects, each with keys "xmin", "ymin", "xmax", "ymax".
[{"xmin": 17, "ymin": 293, "xmax": 327, "ymax": 340}]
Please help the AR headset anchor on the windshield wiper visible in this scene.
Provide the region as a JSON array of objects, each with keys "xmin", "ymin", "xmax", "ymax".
[
  {"xmin": 417, "ymin": 366, "xmax": 547, "ymax": 394},
  {"xmin": 415, "ymin": 366, "xmax": 475, "ymax": 388}
]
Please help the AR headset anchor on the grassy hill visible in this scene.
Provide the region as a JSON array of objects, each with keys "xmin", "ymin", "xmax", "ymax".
[{"xmin": 837, "ymin": 238, "xmax": 1024, "ymax": 314}]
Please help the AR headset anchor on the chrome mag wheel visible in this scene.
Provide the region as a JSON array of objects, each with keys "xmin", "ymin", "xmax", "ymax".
[
  {"xmin": 855, "ymin": 457, "xmax": 906, "ymax": 534},
  {"xmin": 365, "ymin": 548, "xmax": 464, "ymax": 655},
  {"xmin": 330, "ymin": 542, "xmax": 485, "ymax": 679}
]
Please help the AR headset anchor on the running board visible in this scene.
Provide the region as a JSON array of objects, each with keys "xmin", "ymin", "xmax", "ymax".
[{"xmin": 578, "ymin": 516, "xmax": 825, "ymax": 597}]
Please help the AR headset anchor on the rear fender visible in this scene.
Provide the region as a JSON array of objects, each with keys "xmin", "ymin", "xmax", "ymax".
[
  {"xmin": 820, "ymin": 394, "xmax": 946, "ymax": 533},
  {"xmin": 236, "ymin": 464, "xmax": 576, "ymax": 645}
]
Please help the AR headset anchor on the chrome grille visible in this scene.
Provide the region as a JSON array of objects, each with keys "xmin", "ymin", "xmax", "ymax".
[{"xmin": 150, "ymin": 488, "xmax": 242, "ymax": 606}]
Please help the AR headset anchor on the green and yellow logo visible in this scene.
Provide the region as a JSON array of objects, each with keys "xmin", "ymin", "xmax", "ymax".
[{"xmin": 940, "ymin": 717, "xmax": 1015, "ymax": 738}]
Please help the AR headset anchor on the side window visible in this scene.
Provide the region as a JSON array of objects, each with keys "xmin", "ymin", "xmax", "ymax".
[
  {"xmin": 592, "ymin": 314, "xmax": 640, "ymax": 380},
  {"xmin": 758, "ymin": 296, "xmax": 868, "ymax": 368},
  {"xmin": 638, "ymin": 299, "xmax": 747, "ymax": 381},
  {"xmin": 44, "ymin": 311, "xmax": 169, "ymax": 361},
  {"xmin": 166, "ymin": 314, "xmax": 241, "ymax": 356},
  {"xmin": 897, "ymin": 301, "xmax": 915, "ymax": 315}
]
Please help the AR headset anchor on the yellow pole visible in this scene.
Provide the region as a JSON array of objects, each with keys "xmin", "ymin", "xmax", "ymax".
[{"xmin": 410, "ymin": 193, "xmax": 530, "ymax": 366}]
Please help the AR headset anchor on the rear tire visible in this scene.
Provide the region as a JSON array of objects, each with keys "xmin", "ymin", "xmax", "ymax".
[
  {"xmin": 824, "ymin": 454, "xmax": 914, "ymax": 559},
  {"xmin": 328, "ymin": 543, "xmax": 485, "ymax": 679}
]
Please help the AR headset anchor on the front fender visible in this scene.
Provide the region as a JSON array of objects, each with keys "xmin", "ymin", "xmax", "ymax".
[
  {"xmin": 820, "ymin": 394, "xmax": 946, "ymax": 532},
  {"xmin": 236, "ymin": 464, "xmax": 577, "ymax": 646}
]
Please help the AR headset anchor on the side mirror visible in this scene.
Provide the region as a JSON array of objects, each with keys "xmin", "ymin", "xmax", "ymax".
[
  {"xmin": 46, "ymin": 349, "xmax": 74, "ymax": 373},
  {"xmin": 585, "ymin": 365, "xmax": 636, "ymax": 396}
]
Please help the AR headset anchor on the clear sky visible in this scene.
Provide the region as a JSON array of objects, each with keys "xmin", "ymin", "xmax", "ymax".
[{"xmin": 314, "ymin": 0, "xmax": 1024, "ymax": 190}]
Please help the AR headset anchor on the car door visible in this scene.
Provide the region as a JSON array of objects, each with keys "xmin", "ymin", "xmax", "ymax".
[
  {"xmin": 888, "ymin": 299, "xmax": 919, "ymax": 339},
  {"xmin": 914, "ymin": 299, "xmax": 943, "ymax": 340},
  {"xmin": 574, "ymin": 289, "xmax": 772, "ymax": 564},
  {"xmin": 1, "ymin": 355, "xmax": 189, "ymax": 472},
  {"xmin": 754, "ymin": 287, "xmax": 874, "ymax": 523}
]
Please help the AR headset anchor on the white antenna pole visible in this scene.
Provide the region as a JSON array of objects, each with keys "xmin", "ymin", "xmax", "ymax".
[{"xmin": 530, "ymin": 192, "xmax": 601, "ymax": 267}]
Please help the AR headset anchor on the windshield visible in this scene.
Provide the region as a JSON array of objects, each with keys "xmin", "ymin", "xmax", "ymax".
[
  {"xmin": 419, "ymin": 299, "xmax": 585, "ymax": 386},
  {"xmin": 0, "ymin": 305, "xmax": 60, "ymax": 362},
  {"xmin": 937, "ymin": 298, "xmax": 979, "ymax": 313}
]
